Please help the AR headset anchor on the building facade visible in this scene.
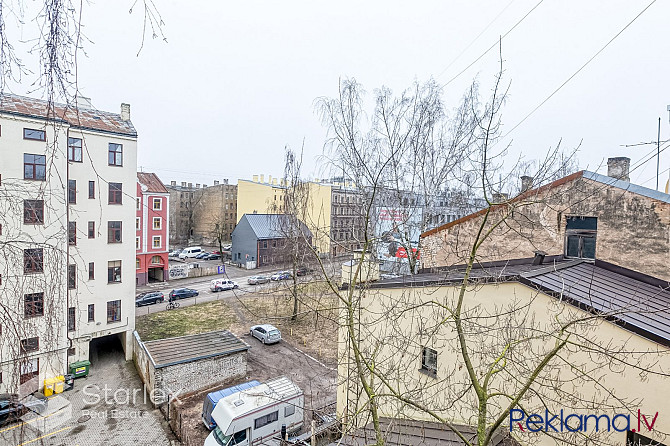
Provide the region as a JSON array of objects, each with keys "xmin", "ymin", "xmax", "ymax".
[
  {"xmin": 136, "ymin": 173, "xmax": 169, "ymax": 286},
  {"xmin": 0, "ymin": 94, "xmax": 137, "ymax": 393}
]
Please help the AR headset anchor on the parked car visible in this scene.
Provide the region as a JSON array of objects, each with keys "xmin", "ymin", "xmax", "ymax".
[
  {"xmin": 296, "ymin": 266, "xmax": 313, "ymax": 276},
  {"xmin": 169, "ymin": 288, "xmax": 199, "ymax": 300},
  {"xmin": 222, "ymin": 244, "xmax": 232, "ymax": 251},
  {"xmin": 135, "ymin": 292, "xmax": 164, "ymax": 306},
  {"xmin": 270, "ymin": 271, "xmax": 292, "ymax": 281},
  {"xmin": 248, "ymin": 275, "xmax": 270, "ymax": 285},
  {"xmin": 168, "ymin": 249, "xmax": 182, "ymax": 258},
  {"xmin": 195, "ymin": 252, "xmax": 210, "ymax": 259},
  {"xmin": 0, "ymin": 393, "xmax": 48, "ymax": 426},
  {"xmin": 179, "ymin": 246, "xmax": 203, "ymax": 259},
  {"xmin": 204, "ymin": 253, "xmax": 221, "ymax": 261},
  {"xmin": 249, "ymin": 324, "xmax": 282, "ymax": 344},
  {"xmin": 210, "ymin": 279, "xmax": 239, "ymax": 292}
]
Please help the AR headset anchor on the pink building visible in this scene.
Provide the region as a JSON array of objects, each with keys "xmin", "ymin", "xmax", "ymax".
[{"xmin": 136, "ymin": 173, "xmax": 170, "ymax": 285}]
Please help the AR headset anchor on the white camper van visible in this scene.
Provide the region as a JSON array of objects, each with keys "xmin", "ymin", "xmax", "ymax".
[
  {"xmin": 179, "ymin": 246, "xmax": 203, "ymax": 259},
  {"xmin": 204, "ymin": 377, "xmax": 304, "ymax": 446}
]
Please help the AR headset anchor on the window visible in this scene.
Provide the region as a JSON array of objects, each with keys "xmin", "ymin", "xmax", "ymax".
[
  {"xmin": 24, "ymin": 154, "xmax": 46, "ymax": 180},
  {"xmin": 135, "ymin": 236, "xmax": 140, "ymax": 250},
  {"xmin": 88, "ymin": 304, "xmax": 95, "ymax": 322},
  {"xmin": 136, "ymin": 258, "xmax": 140, "ymax": 269},
  {"xmin": 88, "ymin": 262, "xmax": 94, "ymax": 280},
  {"xmin": 68, "ymin": 179, "xmax": 76, "ymax": 204},
  {"xmin": 153, "ymin": 198, "xmax": 162, "ymax": 210},
  {"xmin": 152, "ymin": 217, "xmax": 161, "ymax": 230},
  {"xmin": 232, "ymin": 430, "xmax": 247, "ymax": 444},
  {"xmin": 24, "ymin": 293, "xmax": 44, "ymax": 318},
  {"xmin": 24, "ymin": 200, "xmax": 44, "ymax": 224},
  {"xmin": 108, "ymin": 143, "xmax": 123, "ymax": 166},
  {"xmin": 254, "ymin": 411, "xmax": 278, "ymax": 429},
  {"xmin": 284, "ymin": 405, "xmax": 295, "ymax": 417},
  {"xmin": 24, "ymin": 128, "xmax": 45, "ymax": 141},
  {"xmin": 68, "ymin": 222, "xmax": 76, "ymax": 245},
  {"xmin": 108, "ymin": 221, "xmax": 122, "ymax": 243},
  {"xmin": 67, "ymin": 307, "xmax": 76, "ymax": 331},
  {"xmin": 150, "ymin": 255, "xmax": 161, "ymax": 264},
  {"xmin": 67, "ymin": 348, "xmax": 75, "ymax": 357},
  {"xmin": 109, "ymin": 182, "xmax": 122, "ymax": 204},
  {"xmin": 107, "ymin": 300, "xmax": 121, "ymax": 322},
  {"xmin": 88, "ymin": 181, "xmax": 95, "ymax": 199},
  {"xmin": 565, "ymin": 216, "xmax": 597, "ymax": 260},
  {"xmin": 626, "ymin": 431, "xmax": 667, "ymax": 445},
  {"xmin": 68, "ymin": 138, "xmax": 82, "ymax": 162},
  {"xmin": 88, "ymin": 221, "xmax": 95, "ymax": 239},
  {"xmin": 24, "ymin": 248, "xmax": 44, "ymax": 274},
  {"xmin": 108, "ymin": 261, "xmax": 121, "ymax": 283},
  {"xmin": 263, "ymin": 241, "xmax": 268, "ymax": 249},
  {"xmin": 421, "ymin": 346, "xmax": 437, "ymax": 375},
  {"xmin": 20, "ymin": 358, "xmax": 39, "ymax": 384},
  {"xmin": 20, "ymin": 337, "xmax": 39, "ymax": 353},
  {"xmin": 136, "ymin": 217, "xmax": 140, "ymax": 230},
  {"xmin": 152, "ymin": 236, "xmax": 161, "ymax": 249},
  {"xmin": 136, "ymin": 198, "xmax": 140, "ymax": 210},
  {"xmin": 68, "ymin": 264, "xmax": 76, "ymax": 289}
]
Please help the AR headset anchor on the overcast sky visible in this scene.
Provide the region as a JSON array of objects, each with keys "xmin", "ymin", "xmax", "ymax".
[{"xmin": 7, "ymin": 1, "xmax": 670, "ymax": 190}]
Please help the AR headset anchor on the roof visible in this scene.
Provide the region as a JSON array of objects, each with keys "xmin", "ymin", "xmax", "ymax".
[
  {"xmin": 421, "ymin": 170, "xmax": 670, "ymax": 238},
  {"xmin": 211, "ymin": 377, "xmax": 302, "ymax": 432},
  {"xmin": 206, "ymin": 380, "xmax": 261, "ymax": 404},
  {"xmin": 372, "ymin": 256, "xmax": 670, "ymax": 347},
  {"xmin": 331, "ymin": 418, "xmax": 519, "ymax": 446},
  {"xmin": 137, "ymin": 172, "xmax": 169, "ymax": 194},
  {"xmin": 143, "ymin": 330, "xmax": 249, "ymax": 369},
  {"xmin": 0, "ymin": 93, "xmax": 137, "ymax": 137},
  {"xmin": 240, "ymin": 213, "xmax": 312, "ymax": 240}
]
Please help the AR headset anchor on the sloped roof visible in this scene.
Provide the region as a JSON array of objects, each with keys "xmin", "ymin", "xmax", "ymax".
[
  {"xmin": 0, "ymin": 93, "xmax": 137, "ymax": 137},
  {"xmin": 374, "ymin": 256, "xmax": 670, "ymax": 347},
  {"xmin": 421, "ymin": 170, "xmax": 670, "ymax": 238},
  {"xmin": 137, "ymin": 172, "xmax": 169, "ymax": 194},
  {"xmin": 143, "ymin": 330, "xmax": 249, "ymax": 369},
  {"xmin": 241, "ymin": 213, "xmax": 312, "ymax": 240}
]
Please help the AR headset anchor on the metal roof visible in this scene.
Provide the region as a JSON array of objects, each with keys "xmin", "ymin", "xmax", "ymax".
[
  {"xmin": 331, "ymin": 418, "xmax": 519, "ymax": 446},
  {"xmin": 137, "ymin": 172, "xmax": 169, "ymax": 194},
  {"xmin": 582, "ymin": 170, "xmax": 670, "ymax": 204},
  {"xmin": 143, "ymin": 330, "xmax": 249, "ymax": 369},
  {"xmin": 373, "ymin": 256, "xmax": 670, "ymax": 346},
  {"xmin": 241, "ymin": 213, "xmax": 312, "ymax": 240}
]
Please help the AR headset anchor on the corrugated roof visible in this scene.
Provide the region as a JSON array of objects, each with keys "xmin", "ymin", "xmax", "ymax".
[
  {"xmin": 0, "ymin": 93, "xmax": 137, "ymax": 137},
  {"xmin": 332, "ymin": 418, "xmax": 519, "ymax": 446},
  {"xmin": 137, "ymin": 172, "xmax": 169, "ymax": 194},
  {"xmin": 241, "ymin": 214, "xmax": 312, "ymax": 240},
  {"xmin": 143, "ymin": 330, "xmax": 249, "ymax": 368}
]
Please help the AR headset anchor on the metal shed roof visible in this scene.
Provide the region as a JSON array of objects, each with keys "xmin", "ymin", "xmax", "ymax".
[
  {"xmin": 143, "ymin": 330, "xmax": 249, "ymax": 369},
  {"xmin": 241, "ymin": 213, "xmax": 312, "ymax": 240}
]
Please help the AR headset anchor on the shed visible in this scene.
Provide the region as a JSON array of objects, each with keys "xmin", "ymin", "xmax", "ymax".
[{"xmin": 133, "ymin": 330, "xmax": 250, "ymax": 406}]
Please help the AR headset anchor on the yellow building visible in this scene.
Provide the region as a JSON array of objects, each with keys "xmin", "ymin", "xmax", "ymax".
[
  {"xmin": 236, "ymin": 176, "xmax": 288, "ymax": 223},
  {"xmin": 338, "ymin": 256, "xmax": 670, "ymax": 446}
]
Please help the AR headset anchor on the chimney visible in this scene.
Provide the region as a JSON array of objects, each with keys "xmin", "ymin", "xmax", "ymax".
[
  {"xmin": 260, "ymin": 174, "xmax": 265, "ymax": 183},
  {"xmin": 214, "ymin": 180, "xmax": 220, "ymax": 186},
  {"xmin": 521, "ymin": 176, "xmax": 534, "ymax": 192},
  {"xmin": 492, "ymin": 192, "xmax": 509, "ymax": 203},
  {"xmin": 532, "ymin": 250, "xmax": 547, "ymax": 265},
  {"xmin": 253, "ymin": 175, "xmax": 259, "ymax": 183},
  {"xmin": 181, "ymin": 182, "xmax": 186, "ymax": 187},
  {"xmin": 607, "ymin": 157, "xmax": 630, "ymax": 181},
  {"xmin": 272, "ymin": 178, "xmax": 278, "ymax": 185},
  {"xmin": 120, "ymin": 103, "xmax": 131, "ymax": 121},
  {"xmin": 203, "ymin": 184, "xmax": 207, "ymax": 188},
  {"xmin": 75, "ymin": 94, "xmax": 93, "ymax": 110},
  {"xmin": 196, "ymin": 183, "xmax": 200, "ymax": 189},
  {"xmin": 187, "ymin": 182, "xmax": 193, "ymax": 188},
  {"xmin": 170, "ymin": 180, "xmax": 176, "ymax": 186},
  {"xmin": 224, "ymin": 179, "xmax": 229, "ymax": 185},
  {"xmin": 268, "ymin": 175, "xmax": 272, "ymax": 184}
]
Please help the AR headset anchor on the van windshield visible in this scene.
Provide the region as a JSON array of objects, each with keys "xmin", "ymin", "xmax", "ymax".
[{"xmin": 212, "ymin": 426, "xmax": 232, "ymax": 445}]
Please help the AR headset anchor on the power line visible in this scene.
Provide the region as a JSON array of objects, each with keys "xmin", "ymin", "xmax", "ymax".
[{"xmin": 500, "ymin": 0, "xmax": 658, "ymax": 140}]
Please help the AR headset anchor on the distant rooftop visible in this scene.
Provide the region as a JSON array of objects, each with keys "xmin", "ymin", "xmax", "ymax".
[
  {"xmin": 0, "ymin": 93, "xmax": 137, "ymax": 137},
  {"xmin": 137, "ymin": 172, "xmax": 168, "ymax": 194},
  {"xmin": 240, "ymin": 213, "xmax": 312, "ymax": 240},
  {"xmin": 143, "ymin": 330, "xmax": 249, "ymax": 369}
]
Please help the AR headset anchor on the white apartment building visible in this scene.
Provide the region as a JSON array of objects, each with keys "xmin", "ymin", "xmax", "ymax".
[{"xmin": 0, "ymin": 94, "xmax": 137, "ymax": 394}]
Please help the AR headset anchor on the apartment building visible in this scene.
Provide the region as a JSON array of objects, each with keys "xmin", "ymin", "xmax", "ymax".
[
  {"xmin": 0, "ymin": 94, "xmax": 137, "ymax": 394},
  {"xmin": 136, "ymin": 173, "xmax": 169, "ymax": 286}
]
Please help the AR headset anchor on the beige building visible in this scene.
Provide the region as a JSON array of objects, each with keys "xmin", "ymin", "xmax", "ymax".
[
  {"xmin": 338, "ymin": 257, "xmax": 670, "ymax": 446},
  {"xmin": 421, "ymin": 159, "xmax": 670, "ymax": 281},
  {"xmin": 0, "ymin": 94, "xmax": 137, "ymax": 393}
]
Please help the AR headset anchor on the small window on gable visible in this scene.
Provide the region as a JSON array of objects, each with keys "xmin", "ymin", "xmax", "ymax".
[
  {"xmin": 565, "ymin": 216, "xmax": 597, "ymax": 260},
  {"xmin": 421, "ymin": 346, "xmax": 437, "ymax": 375}
]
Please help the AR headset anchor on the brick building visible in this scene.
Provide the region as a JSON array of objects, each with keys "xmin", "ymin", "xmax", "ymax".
[{"xmin": 136, "ymin": 172, "xmax": 170, "ymax": 286}]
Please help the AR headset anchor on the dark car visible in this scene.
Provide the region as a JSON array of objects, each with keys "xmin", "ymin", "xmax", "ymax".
[
  {"xmin": 135, "ymin": 292, "xmax": 164, "ymax": 307},
  {"xmin": 296, "ymin": 266, "xmax": 313, "ymax": 276},
  {"xmin": 204, "ymin": 254, "xmax": 221, "ymax": 261},
  {"xmin": 195, "ymin": 252, "xmax": 210, "ymax": 259},
  {"xmin": 169, "ymin": 288, "xmax": 199, "ymax": 300},
  {"xmin": 0, "ymin": 393, "xmax": 47, "ymax": 426}
]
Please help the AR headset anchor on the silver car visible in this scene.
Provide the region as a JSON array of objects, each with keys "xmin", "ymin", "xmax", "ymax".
[
  {"xmin": 248, "ymin": 275, "xmax": 270, "ymax": 285},
  {"xmin": 249, "ymin": 324, "xmax": 281, "ymax": 344}
]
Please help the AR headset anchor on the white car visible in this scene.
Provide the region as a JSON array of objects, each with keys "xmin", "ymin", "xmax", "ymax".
[
  {"xmin": 249, "ymin": 324, "xmax": 282, "ymax": 344},
  {"xmin": 210, "ymin": 279, "xmax": 239, "ymax": 292}
]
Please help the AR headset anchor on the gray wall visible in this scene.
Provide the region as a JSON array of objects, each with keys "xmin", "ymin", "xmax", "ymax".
[{"xmin": 231, "ymin": 216, "xmax": 258, "ymax": 264}]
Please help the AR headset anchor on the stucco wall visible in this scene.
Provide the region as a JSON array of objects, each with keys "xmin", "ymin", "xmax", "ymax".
[{"xmin": 422, "ymin": 176, "xmax": 670, "ymax": 281}]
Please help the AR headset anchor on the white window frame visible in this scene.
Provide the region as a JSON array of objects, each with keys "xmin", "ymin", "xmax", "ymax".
[
  {"xmin": 153, "ymin": 217, "xmax": 162, "ymax": 230},
  {"xmin": 135, "ymin": 236, "xmax": 140, "ymax": 250},
  {"xmin": 152, "ymin": 236, "xmax": 161, "ymax": 249},
  {"xmin": 153, "ymin": 198, "xmax": 162, "ymax": 210}
]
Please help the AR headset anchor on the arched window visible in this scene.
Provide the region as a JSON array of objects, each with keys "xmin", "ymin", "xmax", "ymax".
[{"xmin": 150, "ymin": 255, "xmax": 162, "ymax": 265}]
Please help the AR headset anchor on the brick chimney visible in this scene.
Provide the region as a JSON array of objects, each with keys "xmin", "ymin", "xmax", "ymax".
[
  {"xmin": 170, "ymin": 180, "xmax": 176, "ymax": 186},
  {"xmin": 75, "ymin": 94, "xmax": 93, "ymax": 110},
  {"xmin": 607, "ymin": 157, "xmax": 630, "ymax": 181},
  {"xmin": 120, "ymin": 103, "xmax": 131, "ymax": 121},
  {"xmin": 521, "ymin": 175, "xmax": 534, "ymax": 192},
  {"xmin": 214, "ymin": 180, "xmax": 220, "ymax": 186}
]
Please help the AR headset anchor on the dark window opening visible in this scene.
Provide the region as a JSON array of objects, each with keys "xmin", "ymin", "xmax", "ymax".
[
  {"xmin": 68, "ymin": 221, "xmax": 76, "ymax": 245},
  {"xmin": 67, "ymin": 307, "xmax": 76, "ymax": 331},
  {"xmin": 107, "ymin": 300, "xmax": 121, "ymax": 322},
  {"xmin": 88, "ymin": 181, "xmax": 95, "ymax": 199},
  {"xmin": 254, "ymin": 411, "xmax": 279, "ymax": 429},
  {"xmin": 108, "ymin": 221, "xmax": 122, "ymax": 243},
  {"xmin": 68, "ymin": 264, "xmax": 76, "ymax": 289},
  {"xmin": 88, "ymin": 221, "xmax": 95, "ymax": 239},
  {"xmin": 68, "ymin": 137, "xmax": 82, "ymax": 162},
  {"xmin": 24, "ymin": 128, "xmax": 45, "ymax": 141},
  {"xmin": 109, "ymin": 182, "xmax": 122, "ymax": 204},
  {"xmin": 24, "ymin": 154, "xmax": 46, "ymax": 180},
  {"xmin": 20, "ymin": 337, "xmax": 39, "ymax": 353},
  {"xmin": 68, "ymin": 179, "xmax": 77, "ymax": 204},
  {"xmin": 88, "ymin": 262, "xmax": 95, "ymax": 280},
  {"xmin": 108, "ymin": 143, "xmax": 123, "ymax": 166},
  {"xmin": 421, "ymin": 346, "xmax": 437, "ymax": 375},
  {"xmin": 565, "ymin": 216, "xmax": 597, "ymax": 260},
  {"xmin": 24, "ymin": 248, "xmax": 44, "ymax": 274},
  {"xmin": 24, "ymin": 200, "xmax": 44, "ymax": 224},
  {"xmin": 24, "ymin": 292, "xmax": 44, "ymax": 318},
  {"xmin": 108, "ymin": 260, "xmax": 121, "ymax": 283},
  {"xmin": 88, "ymin": 304, "xmax": 95, "ymax": 322}
]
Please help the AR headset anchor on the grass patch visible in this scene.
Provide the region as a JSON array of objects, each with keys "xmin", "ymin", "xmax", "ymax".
[{"xmin": 135, "ymin": 300, "xmax": 237, "ymax": 341}]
